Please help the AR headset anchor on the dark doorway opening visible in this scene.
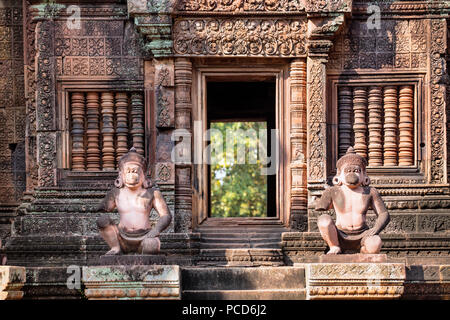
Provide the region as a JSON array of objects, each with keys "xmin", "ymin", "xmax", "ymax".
[{"xmin": 207, "ymin": 81, "xmax": 276, "ymax": 218}]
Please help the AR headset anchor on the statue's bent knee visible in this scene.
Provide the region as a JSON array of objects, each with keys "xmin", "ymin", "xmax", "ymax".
[
  {"xmin": 97, "ymin": 215, "xmax": 114, "ymax": 229},
  {"xmin": 141, "ymin": 237, "xmax": 160, "ymax": 254}
]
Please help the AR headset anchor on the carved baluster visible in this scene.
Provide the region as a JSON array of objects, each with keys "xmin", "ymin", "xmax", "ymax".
[
  {"xmin": 338, "ymin": 86, "xmax": 353, "ymax": 158},
  {"xmin": 368, "ymin": 86, "xmax": 383, "ymax": 166},
  {"xmin": 353, "ymin": 87, "xmax": 368, "ymax": 159},
  {"xmin": 115, "ymin": 92, "xmax": 129, "ymax": 166},
  {"xmin": 71, "ymin": 92, "xmax": 85, "ymax": 171},
  {"xmin": 101, "ymin": 92, "xmax": 115, "ymax": 170},
  {"xmin": 399, "ymin": 85, "xmax": 414, "ymax": 166},
  {"xmin": 131, "ymin": 92, "xmax": 145, "ymax": 156},
  {"xmin": 383, "ymin": 86, "xmax": 398, "ymax": 166},
  {"xmin": 86, "ymin": 92, "xmax": 101, "ymax": 171}
]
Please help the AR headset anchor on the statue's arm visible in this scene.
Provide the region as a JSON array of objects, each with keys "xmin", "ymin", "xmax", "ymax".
[
  {"xmin": 149, "ymin": 189, "xmax": 172, "ymax": 237},
  {"xmin": 370, "ymin": 187, "xmax": 390, "ymax": 235},
  {"xmin": 95, "ymin": 189, "xmax": 117, "ymax": 212},
  {"xmin": 314, "ymin": 188, "xmax": 333, "ymax": 211}
]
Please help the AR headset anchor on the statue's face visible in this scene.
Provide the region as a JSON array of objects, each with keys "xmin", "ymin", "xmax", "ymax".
[
  {"xmin": 122, "ymin": 163, "xmax": 143, "ymax": 188},
  {"xmin": 340, "ymin": 164, "xmax": 364, "ymax": 189}
]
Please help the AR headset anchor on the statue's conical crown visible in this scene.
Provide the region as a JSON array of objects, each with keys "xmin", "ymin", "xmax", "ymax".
[
  {"xmin": 118, "ymin": 147, "xmax": 147, "ymax": 172},
  {"xmin": 336, "ymin": 146, "xmax": 367, "ymax": 172}
]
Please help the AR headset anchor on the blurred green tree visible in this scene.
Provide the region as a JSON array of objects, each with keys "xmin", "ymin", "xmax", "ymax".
[{"xmin": 210, "ymin": 121, "xmax": 267, "ymax": 217}]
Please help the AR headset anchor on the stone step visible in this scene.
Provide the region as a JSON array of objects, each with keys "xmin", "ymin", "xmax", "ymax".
[
  {"xmin": 181, "ymin": 266, "xmax": 306, "ymax": 300},
  {"xmin": 199, "ymin": 242, "xmax": 280, "ymax": 249},
  {"xmin": 182, "ymin": 289, "xmax": 306, "ymax": 300},
  {"xmin": 197, "ymin": 248, "xmax": 284, "ymax": 267},
  {"xmin": 200, "ymin": 235, "xmax": 281, "ymax": 242}
]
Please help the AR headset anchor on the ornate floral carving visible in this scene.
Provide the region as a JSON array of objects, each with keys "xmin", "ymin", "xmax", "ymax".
[
  {"xmin": 173, "ymin": 18, "xmax": 307, "ymax": 57},
  {"xmin": 429, "ymin": 19, "xmax": 446, "ymax": 183},
  {"xmin": 307, "ymin": 60, "xmax": 326, "ymax": 182},
  {"xmin": 176, "ymin": 0, "xmax": 305, "ymax": 12}
]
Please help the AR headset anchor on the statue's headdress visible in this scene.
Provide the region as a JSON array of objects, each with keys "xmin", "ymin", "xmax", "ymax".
[
  {"xmin": 117, "ymin": 147, "xmax": 147, "ymax": 172},
  {"xmin": 333, "ymin": 146, "xmax": 370, "ymax": 186},
  {"xmin": 336, "ymin": 147, "xmax": 367, "ymax": 174},
  {"xmin": 115, "ymin": 147, "xmax": 152, "ymax": 188}
]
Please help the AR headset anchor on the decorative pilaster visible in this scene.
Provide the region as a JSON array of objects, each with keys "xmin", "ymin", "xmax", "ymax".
[
  {"xmin": 306, "ymin": 10, "xmax": 346, "ymax": 196},
  {"xmin": 101, "ymin": 92, "xmax": 115, "ymax": 170},
  {"xmin": 36, "ymin": 20, "xmax": 57, "ymax": 186},
  {"xmin": 338, "ymin": 86, "xmax": 353, "ymax": 158},
  {"xmin": 131, "ymin": 92, "xmax": 145, "ymax": 156},
  {"xmin": 398, "ymin": 85, "xmax": 414, "ymax": 166},
  {"xmin": 383, "ymin": 86, "xmax": 398, "ymax": 166},
  {"xmin": 429, "ymin": 19, "xmax": 447, "ymax": 183},
  {"xmin": 71, "ymin": 93, "xmax": 86, "ymax": 171},
  {"xmin": 289, "ymin": 59, "xmax": 308, "ymax": 213},
  {"xmin": 115, "ymin": 92, "xmax": 129, "ymax": 165},
  {"xmin": 368, "ymin": 86, "xmax": 383, "ymax": 166},
  {"xmin": 353, "ymin": 87, "xmax": 368, "ymax": 160},
  {"xmin": 86, "ymin": 92, "xmax": 101, "ymax": 171},
  {"xmin": 174, "ymin": 58, "xmax": 193, "ymax": 232}
]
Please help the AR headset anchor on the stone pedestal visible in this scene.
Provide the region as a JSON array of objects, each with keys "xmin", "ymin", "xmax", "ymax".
[
  {"xmin": 305, "ymin": 263, "xmax": 406, "ymax": 300},
  {"xmin": 82, "ymin": 265, "xmax": 180, "ymax": 300},
  {"xmin": 0, "ymin": 266, "xmax": 26, "ymax": 300}
]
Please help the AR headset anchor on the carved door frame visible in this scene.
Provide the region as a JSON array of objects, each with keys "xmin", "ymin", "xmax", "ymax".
[{"xmin": 191, "ymin": 63, "xmax": 289, "ymax": 227}]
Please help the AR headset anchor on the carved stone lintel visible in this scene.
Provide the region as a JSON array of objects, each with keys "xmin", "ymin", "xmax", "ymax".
[{"xmin": 173, "ymin": 18, "xmax": 307, "ymax": 57}]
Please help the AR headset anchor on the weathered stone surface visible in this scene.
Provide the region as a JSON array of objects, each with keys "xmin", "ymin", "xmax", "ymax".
[
  {"xmin": 96, "ymin": 254, "xmax": 167, "ymax": 266},
  {"xmin": 305, "ymin": 263, "xmax": 406, "ymax": 300},
  {"xmin": 82, "ymin": 265, "xmax": 180, "ymax": 300},
  {"xmin": 403, "ymin": 264, "xmax": 450, "ymax": 299},
  {"xmin": 0, "ymin": 266, "xmax": 26, "ymax": 300},
  {"xmin": 181, "ymin": 266, "xmax": 306, "ymax": 300},
  {"xmin": 319, "ymin": 254, "xmax": 387, "ymax": 263},
  {"xmin": 24, "ymin": 267, "xmax": 83, "ymax": 299}
]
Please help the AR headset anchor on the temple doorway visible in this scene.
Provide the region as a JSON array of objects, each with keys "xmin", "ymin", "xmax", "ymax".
[{"xmin": 206, "ymin": 81, "xmax": 277, "ymax": 218}]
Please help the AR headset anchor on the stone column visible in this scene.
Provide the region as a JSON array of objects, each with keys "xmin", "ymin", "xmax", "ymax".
[
  {"xmin": 174, "ymin": 58, "xmax": 193, "ymax": 232},
  {"xmin": 289, "ymin": 59, "xmax": 308, "ymax": 227}
]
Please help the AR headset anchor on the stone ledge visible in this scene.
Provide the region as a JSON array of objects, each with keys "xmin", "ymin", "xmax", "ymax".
[
  {"xmin": 0, "ymin": 266, "xmax": 26, "ymax": 300},
  {"xmin": 82, "ymin": 265, "xmax": 180, "ymax": 300},
  {"xmin": 304, "ymin": 263, "xmax": 406, "ymax": 300}
]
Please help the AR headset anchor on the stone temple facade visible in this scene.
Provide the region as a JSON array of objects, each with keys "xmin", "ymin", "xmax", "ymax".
[{"xmin": 0, "ymin": 0, "xmax": 449, "ymax": 299}]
